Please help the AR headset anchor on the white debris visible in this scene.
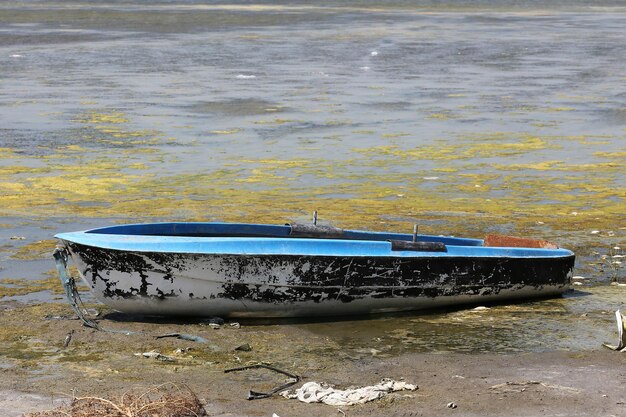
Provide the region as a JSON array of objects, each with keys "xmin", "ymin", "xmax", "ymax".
[
  {"xmin": 371, "ymin": 51, "xmax": 378, "ymax": 56},
  {"xmin": 590, "ymin": 230, "xmax": 600, "ymax": 234},
  {"xmin": 236, "ymin": 74, "xmax": 256, "ymax": 79},
  {"xmin": 135, "ymin": 351, "xmax": 175, "ymax": 362},
  {"xmin": 603, "ymin": 310, "xmax": 626, "ymax": 352},
  {"xmin": 281, "ymin": 379, "xmax": 417, "ymax": 406},
  {"xmin": 490, "ymin": 381, "xmax": 580, "ymax": 393}
]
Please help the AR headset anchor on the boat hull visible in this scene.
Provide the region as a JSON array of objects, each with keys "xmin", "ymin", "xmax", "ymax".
[{"xmin": 63, "ymin": 242, "xmax": 574, "ymax": 318}]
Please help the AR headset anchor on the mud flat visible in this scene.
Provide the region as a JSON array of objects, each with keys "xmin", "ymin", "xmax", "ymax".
[{"xmin": 0, "ymin": 301, "xmax": 624, "ymax": 417}]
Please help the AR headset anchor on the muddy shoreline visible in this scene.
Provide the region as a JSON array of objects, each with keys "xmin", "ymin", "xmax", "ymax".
[
  {"xmin": 6, "ymin": 349, "xmax": 626, "ymax": 417},
  {"xmin": 1, "ymin": 301, "xmax": 624, "ymax": 417}
]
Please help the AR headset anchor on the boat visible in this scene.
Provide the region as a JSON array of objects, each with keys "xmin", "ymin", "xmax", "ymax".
[{"xmin": 53, "ymin": 221, "xmax": 575, "ymax": 318}]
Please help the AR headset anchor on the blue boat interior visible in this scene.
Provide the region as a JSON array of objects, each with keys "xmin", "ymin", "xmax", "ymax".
[
  {"xmin": 55, "ymin": 222, "xmax": 575, "ymax": 258},
  {"xmin": 83, "ymin": 222, "xmax": 484, "ymax": 247}
]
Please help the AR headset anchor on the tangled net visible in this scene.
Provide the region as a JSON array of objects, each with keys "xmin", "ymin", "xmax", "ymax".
[{"xmin": 25, "ymin": 383, "xmax": 206, "ymax": 417}]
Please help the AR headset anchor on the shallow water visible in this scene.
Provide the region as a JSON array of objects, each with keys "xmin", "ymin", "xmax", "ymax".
[
  {"xmin": 0, "ymin": 0, "xmax": 624, "ymax": 353},
  {"xmin": 299, "ymin": 287, "xmax": 626, "ymax": 354}
]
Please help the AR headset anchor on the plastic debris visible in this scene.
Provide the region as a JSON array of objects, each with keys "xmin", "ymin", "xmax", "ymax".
[
  {"xmin": 201, "ymin": 317, "xmax": 225, "ymax": 326},
  {"xmin": 603, "ymin": 310, "xmax": 626, "ymax": 352},
  {"xmin": 156, "ymin": 333, "xmax": 208, "ymax": 343},
  {"xmin": 447, "ymin": 402, "xmax": 457, "ymax": 409},
  {"xmin": 235, "ymin": 343, "xmax": 252, "ymax": 352},
  {"xmin": 280, "ymin": 379, "xmax": 418, "ymax": 406},
  {"xmin": 135, "ymin": 351, "xmax": 175, "ymax": 362},
  {"xmin": 490, "ymin": 381, "xmax": 580, "ymax": 393},
  {"xmin": 230, "ymin": 322, "xmax": 241, "ymax": 329},
  {"xmin": 45, "ymin": 314, "xmax": 77, "ymax": 321},
  {"xmin": 62, "ymin": 329, "xmax": 74, "ymax": 348}
]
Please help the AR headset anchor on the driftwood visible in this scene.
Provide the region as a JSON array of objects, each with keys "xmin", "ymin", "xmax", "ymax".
[{"xmin": 224, "ymin": 364, "xmax": 300, "ymax": 400}]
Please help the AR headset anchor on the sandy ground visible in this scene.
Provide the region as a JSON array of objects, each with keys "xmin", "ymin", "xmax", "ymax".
[
  {"xmin": 1, "ymin": 302, "xmax": 624, "ymax": 417},
  {"xmin": 5, "ymin": 351, "xmax": 626, "ymax": 417}
]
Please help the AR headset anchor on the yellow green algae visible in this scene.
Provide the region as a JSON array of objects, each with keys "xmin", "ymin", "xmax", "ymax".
[
  {"xmin": 253, "ymin": 118, "xmax": 298, "ymax": 125},
  {"xmin": 10, "ymin": 239, "xmax": 58, "ymax": 260},
  {"xmin": 210, "ymin": 129, "xmax": 242, "ymax": 135},
  {"xmin": 0, "ymin": 301, "xmax": 348, "ymax": 379},
  {"xmin": 353, "ymin": 133, "xmax": 558, "ymax": 161},
  {"xmin": 0, "ymin": 110, "xmax": 623, "ymax": 244},
  {"xmin": 0, "ymin": 276, "xmax": 63, "ymax": 298},
  {"xmin": 426, "ymin": 112, "xmax": 455, "ymax": 120}
]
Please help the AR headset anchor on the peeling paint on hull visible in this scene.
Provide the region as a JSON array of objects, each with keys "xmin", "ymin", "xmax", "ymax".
[{"xmin": 62, "ymin": 243, "xmax": 574, "ymax": 318}]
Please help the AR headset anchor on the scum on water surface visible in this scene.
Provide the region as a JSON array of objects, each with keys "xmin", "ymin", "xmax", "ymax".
[{"xmin": 0, "ymin": 112, "xmax": 623, "ymax": 234}]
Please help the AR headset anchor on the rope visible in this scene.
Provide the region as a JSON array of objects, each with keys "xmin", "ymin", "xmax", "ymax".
[
  {"xmin": 53, "ymin": 246, "xmax": 215, "ymax": 342},
  {"xmin": 53, "ymin": 246, "xmax": 101, "ymax": 330},
  {"xmin": 53, "ymin": 246, "xmax": 135, "ymax": 335}
]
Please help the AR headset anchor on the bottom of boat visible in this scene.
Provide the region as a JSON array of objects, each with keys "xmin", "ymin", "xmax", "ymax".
[{"xmin": 96, "ymin": 284, "xmax": 569, "ymax": 318}]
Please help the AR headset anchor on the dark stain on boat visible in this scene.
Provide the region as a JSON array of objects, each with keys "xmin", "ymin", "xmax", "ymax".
[{"xmin": 65, "ymin": 243, "xmax": 574, "ymax": 307}]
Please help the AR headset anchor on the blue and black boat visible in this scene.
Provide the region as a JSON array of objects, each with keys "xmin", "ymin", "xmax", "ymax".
[{"xmin": 54, "ymin": 221, "xmax": 575, "ymax": 318}]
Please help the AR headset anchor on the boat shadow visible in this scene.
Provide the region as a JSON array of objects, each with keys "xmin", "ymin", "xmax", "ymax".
[{"xmin": 101, "ymin": 289, "xmax": 592, "ymax": 326}]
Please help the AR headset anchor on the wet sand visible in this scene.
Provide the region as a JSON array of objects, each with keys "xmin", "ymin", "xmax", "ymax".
[
  {"xmin": 1, "ymin": 301, "xmax": 624, "ymax": 416},
  {"xmin": 5, "ymin": 343, "xmax": 626, "ymax": 416}
]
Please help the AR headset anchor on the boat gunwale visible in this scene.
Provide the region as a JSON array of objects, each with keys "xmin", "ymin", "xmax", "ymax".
[{"xmin": 55, "ymin": 222, "xmax": 575, "ymax": 259}]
